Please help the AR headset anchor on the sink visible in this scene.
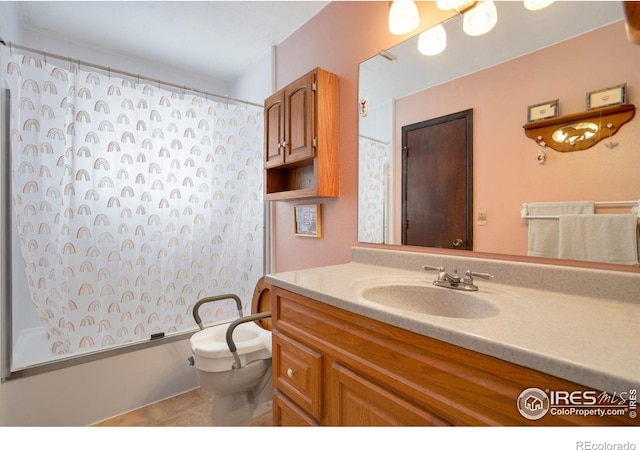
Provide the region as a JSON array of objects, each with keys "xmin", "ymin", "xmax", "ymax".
[{"xmin": 357, "ymin": 281, "xmax": 499, "ymax": 319}]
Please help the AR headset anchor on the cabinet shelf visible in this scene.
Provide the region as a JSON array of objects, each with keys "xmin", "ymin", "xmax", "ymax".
[
  {"xmin": 265, "ymin": 161, "xmax": 316, "ymax": 201},
  {"xmin": 523, "ymin": 103, "xmax": 635, "ymax": 152}
]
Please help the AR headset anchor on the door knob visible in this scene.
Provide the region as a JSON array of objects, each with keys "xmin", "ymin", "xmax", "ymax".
[{"xmin": 452, "ymin": 238, "xmax": 464, "ymax": 247}]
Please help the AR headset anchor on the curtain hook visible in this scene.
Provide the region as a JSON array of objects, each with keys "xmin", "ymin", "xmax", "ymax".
[
  {"xmin": 44, "ymin": 51, "xmax": 47, "ymax": 65},
  {"xmin": 108, "ymin": 67, "xmax": 111, "ymax": 80},
  {"xmin": 10, "ymin": 42, "xmax": 13, "ymax": 56}
]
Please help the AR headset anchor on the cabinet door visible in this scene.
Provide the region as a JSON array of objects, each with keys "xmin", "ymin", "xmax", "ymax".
[
  {"xmin": 284, "ymin": 73, "xmax": 315, "ymax": 164},
  {"xmin": 273, "ymin": 391, "xmax": 319, "ymax": 426},
  {"xmin": 329, "ymin": 362, "xmax": 450, "ymax": 426},
  {"xmin": 264, "ymin": 91, "xmax": 284, "ymax": 168}
]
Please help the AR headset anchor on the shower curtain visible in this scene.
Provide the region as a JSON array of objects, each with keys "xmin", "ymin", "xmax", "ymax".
[
  {"xmin": 358, "ymin": 136, "xmax": 392, "ymax": 244},
  {"xmin": 1, "ymin": 48, "xmax": 264, "ymax": 359}
]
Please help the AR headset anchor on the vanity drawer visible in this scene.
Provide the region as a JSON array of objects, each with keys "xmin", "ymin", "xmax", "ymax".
[
  {"xmin": 273, "ymin": 391, "xmax": 319, "ymax": 426},
  {"xmin": 273, "ymin": 330, "xmax": 323, "ymax": 421}
]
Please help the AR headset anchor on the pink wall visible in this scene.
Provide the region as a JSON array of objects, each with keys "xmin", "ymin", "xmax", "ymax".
[
  {"xmin": 272, "ymin": 2, "xmax": 454, "ymax": 272},
  {"xmin": 396, "ymin": 22, "xmax": 640, "ymax": 256}
]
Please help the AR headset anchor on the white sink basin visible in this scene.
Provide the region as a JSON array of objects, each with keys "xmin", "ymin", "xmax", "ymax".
[{"xmin": 356, "ymin": 278, "xmax": 499, "ymax": 319}]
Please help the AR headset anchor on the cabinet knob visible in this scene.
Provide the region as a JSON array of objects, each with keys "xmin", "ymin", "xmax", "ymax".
[
  {"xmin": 286, "ymin": 368, "xmax": 295, "ymax": 378},
  {"xmin": 282, "ymin": 141, "xmax": 288, "ymax": 148}
]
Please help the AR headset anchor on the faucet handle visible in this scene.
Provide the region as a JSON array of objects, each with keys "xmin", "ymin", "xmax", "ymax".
[
  {"xmin": 464, "ymin": 270, "xmax": 494, "ymax": 281},
  {"xmin": 422, "ymin": 264, "xmax": 445, "ymax": 273}
]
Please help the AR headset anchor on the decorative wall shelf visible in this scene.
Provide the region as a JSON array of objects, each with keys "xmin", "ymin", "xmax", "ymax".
[{"xmin": 523, "ymin": 104, "xmax": 635, "ymax": 152}]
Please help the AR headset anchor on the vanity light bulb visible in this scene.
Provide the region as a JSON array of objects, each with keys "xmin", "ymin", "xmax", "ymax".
[
  {"xmin": 418, "ymin": 25, "xmax": 447, "ymax": 56},
  {"xmin": 463, "ymin": 0, "xmax": 498, "ymax": 36},
  {"xmin": 524, "ymin": 0, "xmax": 555, "ymax": 11},
  {"xmin": 388, "ymin": 0, "xmax": 420, "ymax": 35}
]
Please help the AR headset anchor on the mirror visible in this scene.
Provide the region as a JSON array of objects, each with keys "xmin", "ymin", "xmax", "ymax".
[{"xmin": 358, "ymin": 1, "xmax": 640, "ymax": 266}]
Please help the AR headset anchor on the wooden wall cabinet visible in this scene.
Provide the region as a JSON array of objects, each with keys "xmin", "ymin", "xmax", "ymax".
[
  {"xmin": 271, "ymin": 286, "xmax": 634, "ymax": 426},
  {"xmin": 264, "ymin": 67, "xmax": 339, "ymax": 201}
]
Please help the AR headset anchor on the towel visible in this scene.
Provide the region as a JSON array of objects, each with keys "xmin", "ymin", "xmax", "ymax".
[
  {"xmin": 526, "ymin": 201, "xmax": 595, "ymax": 258},
  {"xmin": 558, "ymin": 214, "xmax": 640, "ymax": 265}
]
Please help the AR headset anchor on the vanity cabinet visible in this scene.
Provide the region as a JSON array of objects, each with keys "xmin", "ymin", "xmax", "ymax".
[
  {"xmin": 272, "ymin": 287, "xmax": 634, "ymax": 426},
  {"xmin": 264, "ymin": 67, "xmax": 339, "ymax": 201}
]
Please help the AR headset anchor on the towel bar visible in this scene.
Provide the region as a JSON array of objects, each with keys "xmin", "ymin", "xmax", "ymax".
[{"xmin": 521, "ymin": 200, "xmax": 640, "ymax": 219}]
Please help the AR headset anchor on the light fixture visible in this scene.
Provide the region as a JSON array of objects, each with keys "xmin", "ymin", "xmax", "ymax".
[
  {"xmin": 418, "ymin": 24, "xmax": 447, "ymax": 56},
  {"xmin": 463, "ymin": 0, "xmax": 497, "ymax": 36},
  {"xmin": 523, "ymin": 0, "xmax": 555, "ymax": 11},
  {"xmin": 388, "ymin": 0, "xmax": 420, "ymax": 35}
]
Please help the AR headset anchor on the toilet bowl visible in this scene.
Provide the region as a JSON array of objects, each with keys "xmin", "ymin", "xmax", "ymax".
[{"xmin": 189, "ymin": 278, "xmax": 272, "ymax": 426}]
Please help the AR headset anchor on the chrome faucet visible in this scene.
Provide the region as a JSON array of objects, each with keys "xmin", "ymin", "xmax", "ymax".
[{"xmin": 422, "ymin": 265, "xmax": 493, "ymax": 291}]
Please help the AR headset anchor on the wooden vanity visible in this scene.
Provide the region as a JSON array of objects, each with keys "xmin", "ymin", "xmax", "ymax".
[{"xmin": 271, "ymin": 285, "xmax": 636, "ymax": 426}]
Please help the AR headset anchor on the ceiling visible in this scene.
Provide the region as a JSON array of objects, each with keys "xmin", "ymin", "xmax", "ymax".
[
  {"xmin": 15, "ymin": 1, "xmax": 329, "ymax": 84},
  {"xmin": 13, "ymin": 1, "xmax": 628, "ymax": 92}
]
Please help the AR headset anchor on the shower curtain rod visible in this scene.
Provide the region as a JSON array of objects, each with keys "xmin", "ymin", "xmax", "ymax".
[
  {"xmin": 0, "ymin": 38, "xmax": 263, "ymax": 108},
  {"xmin": 359, "ymin": 134, "xmax": 390, "ymax": 146}
]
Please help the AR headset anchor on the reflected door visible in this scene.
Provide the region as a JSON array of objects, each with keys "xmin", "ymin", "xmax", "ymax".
[{"xmin": 401, "ymin": 109, "xmax": 473, "ymax": 250}]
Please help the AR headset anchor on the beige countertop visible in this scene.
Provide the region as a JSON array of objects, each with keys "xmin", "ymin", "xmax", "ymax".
[{"xmin": 267, "ymin": 259, "xmax": 640, "ymax": 395}]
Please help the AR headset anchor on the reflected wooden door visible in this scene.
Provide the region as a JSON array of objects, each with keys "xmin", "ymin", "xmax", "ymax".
[{"xmin": 401, "ymin": 109, "xmax": 473, "ymax": 250}]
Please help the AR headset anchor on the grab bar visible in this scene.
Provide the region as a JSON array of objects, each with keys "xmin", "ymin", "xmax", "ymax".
[
  {"xmin": 226, "ymin": 312, "xmax": 272, "ymax": 369},
  {"xmin": 192, "ymin": 294, "xmax": 244, "ymax": 330}
]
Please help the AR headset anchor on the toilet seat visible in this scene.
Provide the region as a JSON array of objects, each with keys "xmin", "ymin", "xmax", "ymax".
[
  {"xmin": 190, "ymin": 277, "xmax": 272, "ymax": 372},
  {"xmin": 190, "ymin": 321, "xmax": 271, "ymax": 372}
]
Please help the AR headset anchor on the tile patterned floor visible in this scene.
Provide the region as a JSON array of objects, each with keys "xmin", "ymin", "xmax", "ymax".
[{"xmin": 92, "ymin": 388, "xmax": 272, "ymax": 427}]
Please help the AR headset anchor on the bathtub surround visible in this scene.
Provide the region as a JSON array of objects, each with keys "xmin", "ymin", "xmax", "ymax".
[{"xmin": 1, "ymin": 46, "xmax": 265, "ymax": 370}]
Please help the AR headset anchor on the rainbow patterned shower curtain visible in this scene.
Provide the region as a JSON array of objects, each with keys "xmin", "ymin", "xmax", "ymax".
[
  {"xmin": 1, "ymin": 48, "xmax": 264, "ymax": 358},
  {"xmin": 358, "ymin": 136, "xmax": 391, "ymax": 244}
]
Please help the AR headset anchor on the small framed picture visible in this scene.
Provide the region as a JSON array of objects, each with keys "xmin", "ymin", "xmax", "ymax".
[
  {"xmin": 527, "ymin": 99, "xmax": 559, "ymax": 122},
  {"xmin": 293, "ymin": 204, "xmax": 321, "ymax": 238},
  {"xmin": 586, "ymin": 84, "xmax": 626, "ymax": 110}
]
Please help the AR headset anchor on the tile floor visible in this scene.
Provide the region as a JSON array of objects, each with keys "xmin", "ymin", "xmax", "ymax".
[{"xmin": 92, "ymin": 388, "xmax": 273, "ymax": 427}]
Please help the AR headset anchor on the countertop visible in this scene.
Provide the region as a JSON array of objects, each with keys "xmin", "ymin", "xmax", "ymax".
[{"xmin": 267, "ymin": 260, "xmax": 640, "ymax": 395}]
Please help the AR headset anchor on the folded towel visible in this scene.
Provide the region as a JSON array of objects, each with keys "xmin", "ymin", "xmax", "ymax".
[
  {"xmin": 526, "ymin": 201, "xmax": 595, "ymax": 258},
  {"xmin": 558, "ymin": 214, "xmax": 639, "ymax": 265}
]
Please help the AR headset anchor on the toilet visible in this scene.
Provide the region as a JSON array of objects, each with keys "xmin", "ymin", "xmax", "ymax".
[{"xmin": 189, "ymin": 277, "xmax": 272, "ymax": 426}]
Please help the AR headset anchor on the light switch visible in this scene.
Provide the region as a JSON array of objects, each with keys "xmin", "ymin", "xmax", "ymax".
[{"xmin": 477, "ymin": 210, "xmax": 487, "ymax": 226}]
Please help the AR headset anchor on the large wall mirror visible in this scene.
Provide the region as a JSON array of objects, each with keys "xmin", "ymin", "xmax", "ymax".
[{"xmin": 358, "ymin": 1, "xmax": 640, "ymax": 267}]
